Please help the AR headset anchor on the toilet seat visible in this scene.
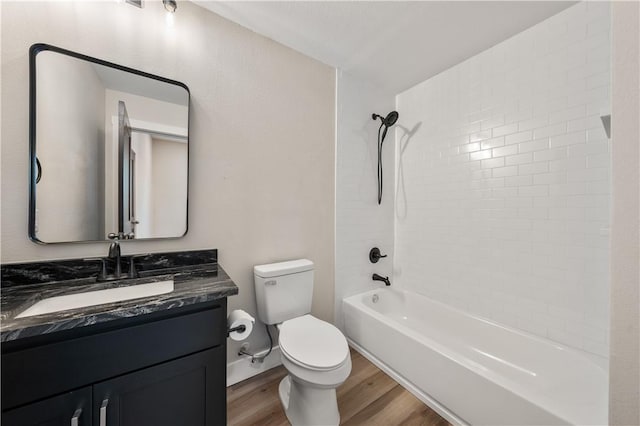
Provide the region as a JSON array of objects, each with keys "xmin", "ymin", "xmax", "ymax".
[{"xmin": 279, "ymin": 315, "xmax": 349, "ymax": 371}]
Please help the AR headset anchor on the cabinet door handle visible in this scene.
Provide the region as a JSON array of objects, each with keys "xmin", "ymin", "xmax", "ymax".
[
  {"xmin": 71, "ymin": 408, "xmax": 82, "ymax": 426},
  {"xmin": 100, "ymin": 399, "xmax": 109, "ymax": 426}
]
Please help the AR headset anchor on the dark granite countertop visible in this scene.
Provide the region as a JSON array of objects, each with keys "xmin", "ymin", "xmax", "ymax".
[{"xmin": 1, "ymin": 249, "xmax": 238, "ymax": 342}]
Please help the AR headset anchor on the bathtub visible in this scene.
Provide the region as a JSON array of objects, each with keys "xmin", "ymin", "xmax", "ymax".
[{"xmin": 343, "ymin": 288, "xmax": 608, "ymax": 425}]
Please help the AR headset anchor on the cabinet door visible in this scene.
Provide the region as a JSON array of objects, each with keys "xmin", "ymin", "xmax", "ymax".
[
  {"xmin": 93, "ymin": 347, "xmax": 225, "ymax": 426},
  {"xmin": 2, "ymin": 386, "xmax": 92, "ymax": 426}
]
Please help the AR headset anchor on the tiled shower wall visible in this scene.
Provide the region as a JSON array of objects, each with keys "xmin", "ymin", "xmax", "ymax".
[
  {"xmin": 394, "ymin": 2, "xmax": 610, "ymax": 356},
  {"xmin": 335, "ymin": 70, "xmax": 395, "ymax": 329}
]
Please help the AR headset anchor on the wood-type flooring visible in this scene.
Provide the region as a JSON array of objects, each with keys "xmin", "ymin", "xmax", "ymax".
[{"xmin": 227, "ymin": 348, "xmax": 451, "ymax": 426}]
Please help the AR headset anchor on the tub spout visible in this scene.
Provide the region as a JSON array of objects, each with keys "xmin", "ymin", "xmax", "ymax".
[{"xmin": 372, "ymin": 273, "xmax": 391, "ymax": 286}]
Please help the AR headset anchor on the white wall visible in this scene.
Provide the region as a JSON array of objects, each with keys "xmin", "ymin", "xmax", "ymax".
[
  {"xmin": 151, "ymin": 137, "xmax": 187, "ymax": 237},
  {"xmin": 1, "ymin": 1, "xmax": 335, "ymax": 367},
  {"xmin": 334, "ymin": 70, "xmax": 395, "ymax": 329},
  {"xmin": 35, "ymin": 51, "xmax": 105, "ymax": 242},
  {"xmin": 609, "ymin": 1, "xmax": 640, "ymax": 424},
  {"xmin": 130, "ymin": 132, "xmax": 153, "ymax": 238},
  {"xmin": 103, "ymin": 88, "xmax": 188, "ymax": 237},
  {"xmin": 395, "ymin": 2, "xmax": 611, "ymax": 357}
]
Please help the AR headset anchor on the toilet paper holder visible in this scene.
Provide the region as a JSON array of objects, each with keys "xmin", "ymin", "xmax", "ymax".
[{"xmin": 227, "ymin": 324, "xmax": 246, "ymax": 336}]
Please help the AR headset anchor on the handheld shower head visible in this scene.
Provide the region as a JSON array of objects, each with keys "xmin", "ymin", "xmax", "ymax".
[
  {"xmin": 371, "ymin": 110, "xmax": 400, "ymax": 205},
  {"xmin": 372, "ymin": 111, "xmax": 399, "ymax": 127},
  {"xmin": 384, "ymin": 111, "xmax": 399, "ymax": 127}
]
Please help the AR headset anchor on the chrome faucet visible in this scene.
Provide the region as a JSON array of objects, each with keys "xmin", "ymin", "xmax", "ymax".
[{"xmin": 372, "ymin": 273, "xmax": 391, "ymax": 286}]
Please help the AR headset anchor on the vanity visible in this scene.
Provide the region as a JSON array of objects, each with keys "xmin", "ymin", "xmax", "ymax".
[
  {"xmin": 1, "ymin": 43, "xmax": 237, "ymax": 425},
  {"xmin": 1, "ymin": 249, "xmax": 237, "ymax": 426}
]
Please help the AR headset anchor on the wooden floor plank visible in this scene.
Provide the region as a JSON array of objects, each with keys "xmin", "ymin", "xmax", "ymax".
[
  {"xmin": 337, "ymin": 369, "xmax": 400, "ymax": 423},
  {"xmin": 227, "ymin": 366, "xmax": 288, "ymax": 425},
  {"xmin": 227, "ymin": 348, "xmax": 450, "ymax": 426}
]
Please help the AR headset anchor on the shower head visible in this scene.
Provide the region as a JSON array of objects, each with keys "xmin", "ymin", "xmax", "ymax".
[
  {"xmin": 372, "ymin": 111, "xmax": 399, "ymax": 127},
  {"xmin": 384, "ymin": 111, "xmax": 399, "ymax": 127},
  {"xmin": 371, "ymin": 111, "xmax": 400, "ymax": 206}
]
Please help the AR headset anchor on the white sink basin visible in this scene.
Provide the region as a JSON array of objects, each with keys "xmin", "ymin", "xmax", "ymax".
[{"xmin": 15, "ymin": 280, "xmax": 174, "ymax": 319}]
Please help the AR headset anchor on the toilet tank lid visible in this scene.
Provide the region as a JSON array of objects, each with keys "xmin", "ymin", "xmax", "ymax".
[{"xmin": 254, "ymin": 259, "xmax": 313, "ymax": 278}]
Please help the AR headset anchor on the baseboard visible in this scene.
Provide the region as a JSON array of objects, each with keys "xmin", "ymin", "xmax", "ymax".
[
  {"xmin": 347, "ymin": 339, "xmax": 466, "ymax": 426},
  {"xmin": 226, "ymin": 345, "xmax": 282, "ymax": 386}
]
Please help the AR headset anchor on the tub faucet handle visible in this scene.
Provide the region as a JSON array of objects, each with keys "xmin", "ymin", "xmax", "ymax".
[{"xmin": 369, "ymin": 247, "xmax": 387, "ymax": 263}]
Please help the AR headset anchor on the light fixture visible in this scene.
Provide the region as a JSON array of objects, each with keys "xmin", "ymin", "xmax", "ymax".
[{"xmin": 163, "ymin": 0, "xmax": 177, "ymax": 13}]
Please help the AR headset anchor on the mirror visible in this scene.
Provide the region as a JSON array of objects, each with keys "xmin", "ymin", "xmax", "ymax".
[{"xmin": 29, "ymin": 44, "xmax": 189, "ymax": 243}]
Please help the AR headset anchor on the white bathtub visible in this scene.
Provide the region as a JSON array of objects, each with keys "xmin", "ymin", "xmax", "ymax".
[{"xmin": 343, "ymin": 288, "xmax": 608, "ymax": 425}]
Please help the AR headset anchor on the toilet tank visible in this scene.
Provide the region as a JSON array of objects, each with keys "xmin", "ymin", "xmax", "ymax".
[{"xmin": 254, "ymin": 259, "xmax": 314, "ymax": 325}]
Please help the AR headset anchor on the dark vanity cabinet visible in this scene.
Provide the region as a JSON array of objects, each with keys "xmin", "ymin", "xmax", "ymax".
[
  {"xmin": 2, "ymin": 387, "xmax": 92, "ymax": 426},
  {"xmin": 1, "ymin": 301, "xmax": 228, "ymax": 426}
]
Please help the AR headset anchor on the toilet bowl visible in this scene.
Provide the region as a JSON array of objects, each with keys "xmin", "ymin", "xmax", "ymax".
[
  {"xmin": 253, "ymin": 260, "xmax": 352, "ymax": 426},
  {"xmin": 277, "ymin": 315, "xmax": 351, "ymax": 426}
]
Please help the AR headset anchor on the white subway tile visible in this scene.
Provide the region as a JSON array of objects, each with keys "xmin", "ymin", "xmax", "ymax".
[
  {"xmin": 587, "ymin": 17, "xmax": 610, "ymax": 36},
  {"xmin": 519, "ymin": 116, "xmax": 549, "ymax": 132},
  {"xmin": 586, "ymin": 180, "xmax": 609, "ymax": 194},
  {"xmin": 470, "ymin": 130, "xmax": 492, "ymax": 142},
  {"xmin": 492, "ymin": 187, "xmax": 519, "ymax": 198},
  {"xmin": 481, "ymin": 136, "xmax": 506, "ymax": 150},
  {"xmin": 549, "ymin": 157, "xmax": 586, "ymax": 172},
  {"xmin": 506, "ymin": 130, "xmax": 533, "ymax": 145},
  {"xmin": 568, "ymin": 141, "xmax": 609, "ymax": 157},
  {"xmin": 505, "ymin": 175, "xmax": 534, "ymax": 187},
  {"xmin": 506, "ymin": 197, "xmax": 533, "ymax": 208},
  {"xmin": 481, "ymin": 157, "xmax": 505, "ymax": 169},
  {"xmin": 493, "ymin": 166, "xmax": 519, "ymax": 178},
  {"xmin": 534, "ymin": 147, "xmax": 567, "ymax": 162},
  {"xmin": 506, "ymin": 152, "xmax": 533, "ymax": 166},
  {"xmin": 534, "ymin": 172, "xmax": 567, "ymax": 185},
  {"xmin": 450, "ymin": 153, "xmax": 470, "ymax": 163},
  {"xmin": 587, "ymin": 154, "xmax": 610, "ymax": 168},
  {"xmin": 470, "ymin": 150, "xmax": 492, "ymax": 161},
  {"xmin": 519, "ymin": 162, "xmax": 550, "ymax": 175},
  {"xmin": 586, "ymin": 127, "xmax": 608, "ymax": 143},
  {"xmin": 481, "ymin": 115, "xmax": 506, "ymax": 130},
  {"xmin": 471, "ymin": 169, "xmax": 493, "ymax": 180},
  {"xmin": 519, "ymin": 185, "xmax": 549, "ymax": 197},
  {"xmin": 533, "ymin": 123, "xmax": 567, "ymax": 139},
  {"xmin": 492, "ymin": 123, "xmax": 519, "ymax": 137},
  {"xmin": 459, "ymin": 142, "xmax": 481, "ymax": 153},
  {"xmin": 519, "ymin": 139, "xmax": 550, "ymax": 153},
  {"xmin": 493, "ymin": 145, "xmax": 519, "ymax": 158},
  {"xmin": 586, "ymin": 71, "xmax": 610, "ymax": 90},
  {"xmin": 549, "ymin": 131, "xmax": 586, "ymax": 147},
  {"xmin": 567, "ymin": 167, "xmax": 608, "ymax": 182},
  {"xmin": 549, "ymin": 105, "xmax": 587, "ymax": 124},
  {"xmin": 566, "ymin": 115, "xmax": 602, "ymax": 132}
]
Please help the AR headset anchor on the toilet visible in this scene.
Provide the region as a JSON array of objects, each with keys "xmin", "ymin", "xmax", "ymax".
[{"xmin": 254, "ymin": 259, "xmax": 351, "ymax": 426}]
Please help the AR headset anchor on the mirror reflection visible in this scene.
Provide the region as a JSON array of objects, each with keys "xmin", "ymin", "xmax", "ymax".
[{"xmin": 30, "ymin": 45, "xmax": 189, "ymax": 243}]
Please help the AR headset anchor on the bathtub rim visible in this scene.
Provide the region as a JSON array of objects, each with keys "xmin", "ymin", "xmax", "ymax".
[
  {"xmin": 342, "ymin": 288, "xmax": 609, "ymax": 425},
  {"xmin": 343, "ymin": 288, "xmax": 608, "ymax": 370}
]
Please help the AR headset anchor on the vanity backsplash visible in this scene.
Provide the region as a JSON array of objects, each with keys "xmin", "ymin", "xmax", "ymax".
[{"xmin": 1, "ymin": 249, "xmax": 217, "ymax": 287}]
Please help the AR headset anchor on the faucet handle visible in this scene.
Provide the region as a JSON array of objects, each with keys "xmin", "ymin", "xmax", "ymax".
[
  {"xmin": 369, "ymin": 247, "xmax": 388, "ymax": 263},
  {"xmin": 128, "ymin": 257, "xmax": 138, "ymax": 279},
  {"xmin": 82, "ymin": 257, "xmax": 108, "ymax": 280},
  {"xmin": 96, "ymin": 258, "xmax": 108, "ymax": 281}
]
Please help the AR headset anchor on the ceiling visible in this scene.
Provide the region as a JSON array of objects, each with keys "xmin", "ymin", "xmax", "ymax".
[{"xmin": 194, "ymin": 1, "xmax": 575, "ymax": 94}]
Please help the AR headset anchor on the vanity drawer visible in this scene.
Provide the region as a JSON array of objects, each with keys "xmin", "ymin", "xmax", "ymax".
[{"xmin": 2, "ymin": 304, "xmax": 225, "ymax": 410}]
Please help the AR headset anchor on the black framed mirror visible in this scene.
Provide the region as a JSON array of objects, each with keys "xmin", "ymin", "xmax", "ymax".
[{"xmin": 29, "ymin": 44, "xmax": 190, "ymax": 244}]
